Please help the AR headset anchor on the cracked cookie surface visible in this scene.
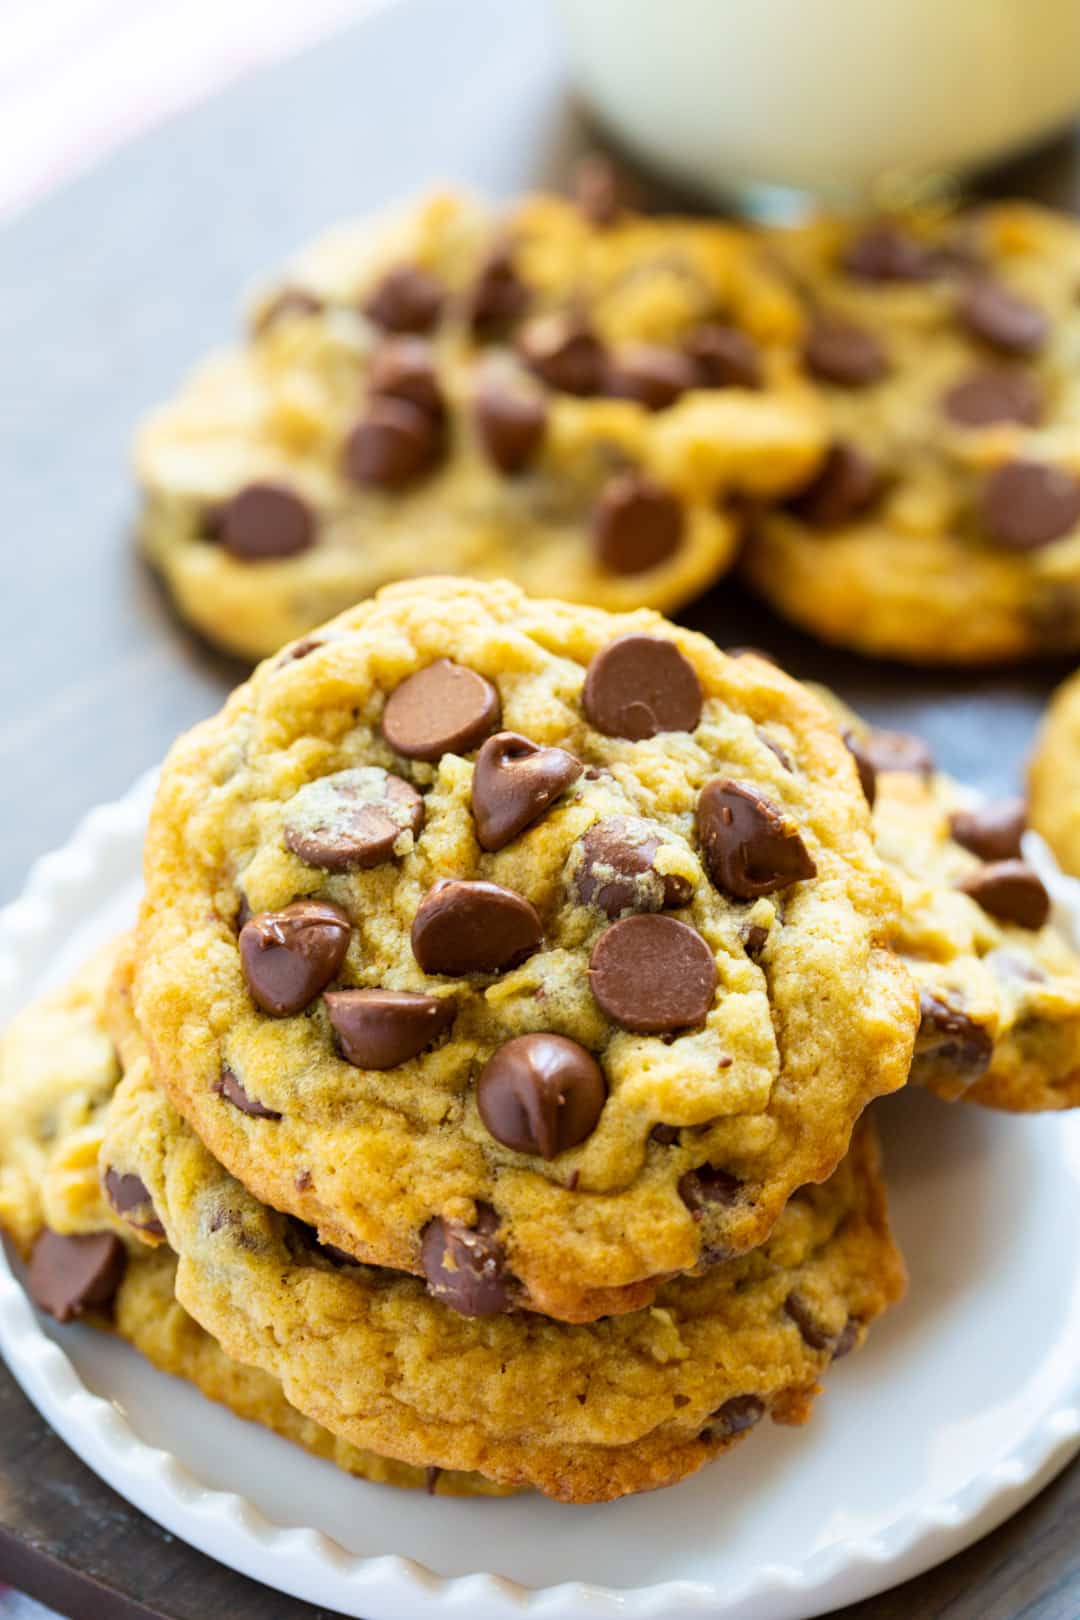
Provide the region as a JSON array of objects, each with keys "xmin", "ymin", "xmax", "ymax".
[
  {"xmin": 744, "ymin": 205, "xmax": 1080, "ymax": 664},
  {"xmin": 133, "ymin": 576, "xmax": 916, "ymax": 1322},
  {"xmin": 105, "ymin": 960, "xmax": 905, "ymax": 1502},
  {"xmin": 136, "ymin": 188, "xmax": 824, "ymax": 660}
]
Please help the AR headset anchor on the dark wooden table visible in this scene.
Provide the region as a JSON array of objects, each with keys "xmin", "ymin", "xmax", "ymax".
[{"xmin": 1, "ymin": 0, "xmax": 1078, "ymax": 1613}]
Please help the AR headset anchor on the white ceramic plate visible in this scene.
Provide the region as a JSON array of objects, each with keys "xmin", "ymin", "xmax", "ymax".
[{"xmin": 0, "ymin": 775, "xmax": 1078, "ymax": 1620}]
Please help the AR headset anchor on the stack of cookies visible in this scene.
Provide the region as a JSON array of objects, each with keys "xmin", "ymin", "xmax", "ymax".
[{"xmin": 4, "ymin": 576, "xmax": 1079, "ymax": 1502}]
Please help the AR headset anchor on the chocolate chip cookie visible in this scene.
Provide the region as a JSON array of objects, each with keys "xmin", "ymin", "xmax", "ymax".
[
  {"xmin": 838, "ymin": 709, "xmax": 1080, "ymax": 1111},
  {"xmin": 136, "ymin": 188, "xmax": 824, "ymax": 660},
  {"xmin": 1029, "ymin": 667, "xmax": 1080, "ymax": 880},
  {"xmin": 743, "ymin": 205, "xmax": 1080, "ymax": 664},
  {"xmin": 0, "ymin": 941, "xmax": 503, "ymax": 1496},
  {"xmin": 102, "ymin": 990, "xmax": 905, "ymax": 1502},
  {"xmin": 133, "ymin": 576, "xmax": 917, "ymax": 1322}
]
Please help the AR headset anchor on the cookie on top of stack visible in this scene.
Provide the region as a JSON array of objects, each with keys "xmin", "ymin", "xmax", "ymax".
[{"xmin": 2, "ymin": 576, "xmax": 925, "ymax": 1502}]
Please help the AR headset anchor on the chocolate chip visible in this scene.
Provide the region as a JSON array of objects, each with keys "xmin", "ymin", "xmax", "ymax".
[
  {"xmin": 572, "ymin": 154, "xmax": 624, "ymax": 226},
  {"xmin": 477, "ymin": 1033, "xmax": 606, "ymax": 1157},
  {"xmin": 420, "ymin": 1206, "xmax": 512, "ymax": 1316},
  {"xmin": 679, "ymin": 1164, "xmax": 740, "ymax": 1213},
  {"xmin": 959, "ymin": 278, "xmax": 1048, "ymax": 356},
  {"xmin": 740, "ymin": 921, "xmax": 770, "ymax": 959},
  {"xmin": 912, "ymin": 989, "xmax": 994, "ymax": 1087},
  {"xmin": 791, "ymin": 441, "xmax": 881, "ymax": 528},
  {"xmin": 698, "ymin": 779, "xmax": 816, "ymax": 900},
  {"xmin": 253, "ymin": 288, "xmax": 324, "ymax": 334},
  {"xmin": 805, "ymin": 314, "xmax": 888, "ymax": 387},
  {"xmin": 471, "ymin": 731, "xmax": 582, "ymax": 851},
  {"xmin": 27, "ymin": 1229, "xmax": 126, "ymax": 1323},
  {"xmin": 784, "ymin": 1292, "xmax": 834, "ymax": 1350},
  {"xmin": 956, "ymin": 859, "xmax": 1050, "ymax": 929},
  {"xmin": 381, "ymin": 659, "xmax": 501, "ymax": 761},
  {"xmin": 364, "ymin": 264, "xmax": 444, "ymax": 333},
  {"xmin": 473, "ymin": 381, "xmax": 547, "ymax": 473},
  {"xmin": 234, "ymin": 892, "xmax": 252, "ymax": 934},
  {"xmin": 104, "ymin": 1169, "xmax": 165, "ymax": 1237},
  {"xmin": 757, "ymin": 729, "xmax": 793, "ymax": 772},
  {"xmin": 342, "ymin": 397, "xmax": 442, "ymax": 488},
  {"xmin": 686, "ymin": 324, "xmax": 763, "ymax": 390},
  {"xmin": 832, "ymin": 1317, "xmax": 859, "ymax": 1359},
  {"xmin": 574, "ymin": 815, "xmax": 693, "ymax": 917},
  {"xmin": 941, "ymin": 368, "xmax": 1042, "ymax": 428},
  {"xmin": 583, "ymin": 634, "xmax": 702, "ymax": 739},
  {"xmin": 949, "ymin": 798, "xmax": 1026, "ymax": 862},
  {"xmin": 217, "ymin": 482, "xmax": 315, "ymax": 561},
  {"xmin": 239, "ymin": 900, "xmax": 351, "ymax": 1016},
  {"xmin": 651, "ymin": 1123, "xmax": 680, "ymax": 1146},
  {"xmin": 606, "ymin": 344, "xmax": 696, "ymax": 410},
  {"xmin": 980, "ymin": 460, "xmax": 1080, "ymax": 550},
  {"xmin": 368, "ymin": 336, "xmax": 445, "ymax": 418},
  {"xmin": 411, "ymin": 880, "xmax": 542, "ymax": 975},
  {"xmin": 841, "ymin": 224, "xmax": 933, "ymax": 281},
  {"xmin": 467, "ymin": 245, "xmax": 531, "ymax": 336},
  {"xmin": 425, "ymin": 1466, "xmax": 442, "ymax": 1495},
  {"xmin": 518, "ymin": 314, "xmax": 607, "ymax": 395},
  {"xmin": 591, "ymin": 474, "xmax": 684, "ymax": 575},
  {"xmin": 844, "ymin": 727, "xmax": 933, "ymax": 808},
  {"xmin": 589, "ymin": 914, "xmax": 717, "ymax": 1033},
  {"xmin": 705, "ymin": 1394, "xmax": 765, "ymax": 1440},
  {"xmin": 277, "ymin": 637, "xmax": 323, "ymax": 666},
  {"xmin": 325, "ymin": 989, "xmax": 455, "ymax": 1069},
  {"xmin": 283, "ymin": 767, "xmax": 424, "ymax": 870},
  {"xmin": 216, "ymin": 1065, "xmax": 281, "ymax": 1119}
]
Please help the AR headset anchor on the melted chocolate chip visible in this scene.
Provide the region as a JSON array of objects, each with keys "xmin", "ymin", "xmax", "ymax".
[
  {"xmin": 364, "ymin": 264, "xmax": 444, "ymax": 333},
  {"xmin": 651, "ymin": 1123, "xmax": 680, "ymax": 1146},
  {"xmin": 342, "ymin": 396, "xmax": 443, "ymax": 488},
  {"xmin": 420, "ymin": 1207, "xmax": 513, "ymax": 1316},
  {"xmin": 958, "ymin": 278, "xmax": 1048, "ymax": 356},
  {"xmin": 844, "ymin": 727, "xmax": 933, "ymax": 808},
  {"xmin": 104, "ymin": 1169, "xmax": 165, "ymax": 1237},
  {"xmin": 217, "ymin": 482, "xmax": 315, "ymax": 561},
  {"xmin": 283, "ymin": 767, "xmax": 424, "ymax": 870},
  {"xmin": 589, "ymin": 914, "xmax": 717, "ymax": 1033},
  {"xmin": 842, "ymin": 224, "xmax": 933, "ymax": 282},
  {"xmin": 583, "ymin": 634, "xmax": 702, "ymax": 740},
  {"xmin": 471, "ymin": 731, "xmax": 582, "ymax": 851},
  {"xmin": 941, "ymin": 368, "xmax": 1042, "ymax": 428},
  {"xmin": 805, "ymin": 314, "xmax": 888, "ymax": 387},
  {"xmin": 411, "ymin": 880, "xmax": 542, "ymax": 976},
  {"xmin": 591, "ymin": 473, "xmax": 684, "ymax": 575},
  {"xmin": 606, "ymin": 344, "xmax": 696, "ymax": 410},
  {"xmin": 740, "ymin": 921, "xmax": 770, "ymax": 959},
  {"xmin": 239, "ymin": 900, "xmax": 351, "ymax": 1016},
  {"xmin": 686, "ymin": 323, "xmax": 763, "ymax": 390},
  {"xmin": 679, "ymin": 1165, "xmax": 741, "ymax": 1214},
  {"xmin": 757, "ymin": 729, "xmax": 793, "ymax": 772},
  {"xmin": 832, "ymin": 1317, "xmax": 860, "ymax": 1359},
  {"xmin": 517, "ymin": 314, "xmax": 607, "ymax": 395},
  {"xmin": 382, "ymin": 660, "xmax": 501, "ymax": 761},
  {"xmin": 467, "ymin": 245, "xmax": 531, "ymax": 336},
  {"xmin": 980, "ymin": 460, "xmax": 1080, "ymax": 550},
  {"xmin": 27, "ymin": 1229, "xmax": 126, "ymax": 1323},
  {"xmin": 789, "ymin": 441, "xmax": 881, "ymax": 527},
  {"xmin": 956, "ymin": 859, "xmax": 1050, "ymax": 930},
  {"xmin": 473, "ymin": 381, "xmax": 548, "ymax": 473},
  {"xmin": 325, "ymin": 989, "xmax": 455, "ymax": 1069},
  {"xmin": 948, "ymin": 798, "xmax": 1026, "ymax": 862},
  {"xmin": 574, "ymin": 815, "xmax": 693, "ymax": 917},
  {"xmin": 368, "ymin": 336, "xmax": 445, "ymax": 418},
  {"xmin": 477, "ymin": 1033, "xmax": 606, "ymax": 1158},
  {"xmin": 698, "ymin": 779, "xmax": 816, "ymax": 900},
  {"xmin": 912, "ymin": 989, "xmax": 994, "ymax": 1087},
  {"xmin": 784, "ymin": 1292, "xmax": 834, "ymax": 1350},
  {"xmin": 704, "ymin": 1394, "xmax": 766, "ymax": 1441},
  {"xmin": 216, "ymin": 1066, "xmax": 281, "ymax": 1119}
]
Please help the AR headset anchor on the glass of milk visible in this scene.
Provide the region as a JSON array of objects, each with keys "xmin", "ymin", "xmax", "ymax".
[{"xmin": 557, "ymin": 0, "xmax": 1080, "ymax": 212}]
